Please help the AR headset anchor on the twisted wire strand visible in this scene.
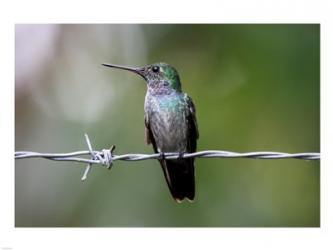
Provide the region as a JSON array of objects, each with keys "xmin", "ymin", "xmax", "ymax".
[
  {"xmin": 14, "ymin": 150, "xmax": 320, "ymax": 162},
  {"xmin": 15, "ymin": 134, "xmax": 320, "ymax": 181}
]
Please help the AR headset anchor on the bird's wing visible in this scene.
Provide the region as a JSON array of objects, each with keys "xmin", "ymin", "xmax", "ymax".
[
  {"xmin": 145, "ymin": 113, "xmax": 173, "ymax": 193},
  {"xmin": 184, "ymin": 94, "xmax": 199, "ymax": 153}
]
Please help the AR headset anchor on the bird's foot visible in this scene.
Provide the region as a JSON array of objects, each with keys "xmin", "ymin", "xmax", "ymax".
[
  {"xmin": 159, "ymin": 152, "xmax": 165, "ymax": 160},
  {"xmin": 178, "ymin": 152, "xmax": 184, "ymax": 159}
]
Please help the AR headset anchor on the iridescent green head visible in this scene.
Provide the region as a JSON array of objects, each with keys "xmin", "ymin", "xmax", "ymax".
[{"xmin": 102, "ymin": 62, "xmax": 182, "ymax": 92}]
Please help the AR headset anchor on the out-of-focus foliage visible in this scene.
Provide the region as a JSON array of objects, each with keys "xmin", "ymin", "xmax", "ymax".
[{"xmin": 15, "ymin": 24, "xmax": 319, "ymax": 227}]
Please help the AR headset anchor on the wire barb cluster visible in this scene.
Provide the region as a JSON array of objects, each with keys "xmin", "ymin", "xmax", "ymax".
[{"xmin": 15, "ymin": 134, "xmax": 320, "ymax": 181}]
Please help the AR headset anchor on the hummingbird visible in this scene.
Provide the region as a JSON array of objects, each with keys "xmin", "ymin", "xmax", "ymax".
[{"xmin": 102, "ymin": 62, "xmax": 199, "ymax": 202}]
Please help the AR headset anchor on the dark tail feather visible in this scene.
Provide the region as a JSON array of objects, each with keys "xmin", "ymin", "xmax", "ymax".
[{"xmin": 160, "ymin": 158, "xmax": 195, "ymax": 202}]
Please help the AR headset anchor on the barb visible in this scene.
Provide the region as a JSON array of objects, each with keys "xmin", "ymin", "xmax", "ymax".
[
  {"xmin": 15, "ymin": 134, "xmax": 320, "ymax": 180},
  {"xmin": 81, "ymin": 134, "xmax": 94, "ymax": 181}
]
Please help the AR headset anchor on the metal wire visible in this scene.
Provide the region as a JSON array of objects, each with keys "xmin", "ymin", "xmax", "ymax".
[{"xmin": 15, "ymin": 134, "xmax": 320, "ymax": 181}]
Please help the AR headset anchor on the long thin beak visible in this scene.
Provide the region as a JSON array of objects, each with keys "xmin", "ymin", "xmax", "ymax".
[{"xmin": 102, "ymin": 63, "xmax": 146, "ymax": 79}]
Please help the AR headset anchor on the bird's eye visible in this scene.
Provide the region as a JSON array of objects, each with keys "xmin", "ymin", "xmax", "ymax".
[{"xmin": 152, "ymin": 66, "xmax": 160, "ymax": 73}]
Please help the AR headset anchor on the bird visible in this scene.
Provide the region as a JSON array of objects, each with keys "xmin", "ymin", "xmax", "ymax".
[{"xmin": 102, "ymin": 62, "xmax": 199, "ymax": 202}]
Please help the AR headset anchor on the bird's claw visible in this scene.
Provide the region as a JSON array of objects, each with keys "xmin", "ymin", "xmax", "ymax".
[
  {"xmin": 178, "ymin": 152, "xmax": 184, "ymax": 159},
  {"xmin": 159, "ymin": 152, "xmax": 165, "ymax": 160}
]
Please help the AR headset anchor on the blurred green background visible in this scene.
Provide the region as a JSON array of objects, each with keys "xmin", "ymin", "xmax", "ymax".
[{"xmin": 15, "ymin": 24, "xmax": 319, "ymax": 227}]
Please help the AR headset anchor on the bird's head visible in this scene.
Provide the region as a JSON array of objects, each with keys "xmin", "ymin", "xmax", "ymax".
[{"xmin": 102, "ymin": 62, "xmax": 182, "ymax": 92}]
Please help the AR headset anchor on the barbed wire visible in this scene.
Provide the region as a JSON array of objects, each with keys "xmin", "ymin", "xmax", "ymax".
[{"xmin": 15, "ymin": 134, "xmax": 320, "ymax": 181}]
